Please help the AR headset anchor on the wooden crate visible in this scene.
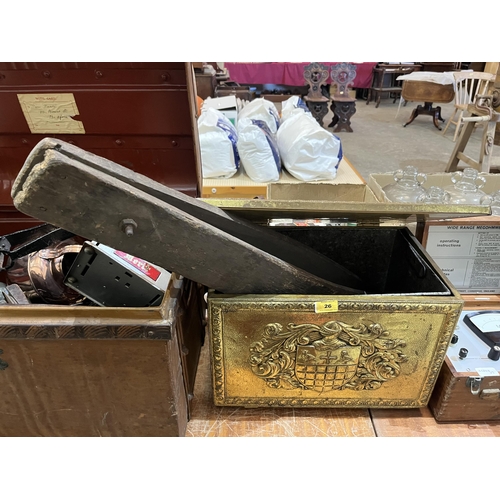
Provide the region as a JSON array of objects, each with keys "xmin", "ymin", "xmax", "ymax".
[{"xmin": 0, "ymin": 273, "xmax": 205, "ymax": 436}]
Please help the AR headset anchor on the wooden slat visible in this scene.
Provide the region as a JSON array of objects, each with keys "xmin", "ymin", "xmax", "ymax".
[
  {"xmin": 185, "ymin": 344, "xmax": 376, "ymax": 437},
  {"xmin": 456, "ymin": 151, "xmax": 480, "ymax": 168},
  {"xmin": 12, "ymin": 138, "xmax": 364, "ymax": 294},
  {"xmin": 370, "ymin": 407, "xmax": 500, "ymax": 437},
  {"xmin": 12, "ymin": 144, "xmax": 364, "ymax": 295}
]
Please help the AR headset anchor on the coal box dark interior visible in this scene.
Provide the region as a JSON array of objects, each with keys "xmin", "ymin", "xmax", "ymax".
[{"xmin": 272, "ymin": 226, "xmax": 451, "ymax": 296}]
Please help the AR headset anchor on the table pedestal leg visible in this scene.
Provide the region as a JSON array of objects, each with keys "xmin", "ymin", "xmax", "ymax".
[{"xmin": 403, "ymin": 102, "xmax": 446, "ymax": 130}]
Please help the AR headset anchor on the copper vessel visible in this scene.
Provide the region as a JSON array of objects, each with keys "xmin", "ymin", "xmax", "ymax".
[{"xmin": 7, "ymin": 239, "xmax": 84, "ymax": 304}]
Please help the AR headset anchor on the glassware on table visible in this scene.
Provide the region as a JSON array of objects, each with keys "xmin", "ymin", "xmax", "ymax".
[
  {"xmin": 444, "ymin": 167, "xmax": 486, "ymax": 205},
  {"xmin": 383, "ymin": 166, "xmax": 427, "ymax": 203},
  {"xmin": 416, "ymin": 186, "xmax": 451, "ymax": 204},
  {"xmin": 480, "ymin": 190, "xmax": 500, "ymax": 215}
]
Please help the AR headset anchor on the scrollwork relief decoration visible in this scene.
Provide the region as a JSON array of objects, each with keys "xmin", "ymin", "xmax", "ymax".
[{"xmin": 249, "ymin": 320, "xmax": 407, "ymax": 392}]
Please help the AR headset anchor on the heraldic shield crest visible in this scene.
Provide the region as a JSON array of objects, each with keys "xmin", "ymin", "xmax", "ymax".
[{"xmin": 249, "ymin": 320, "xmax": 407, "ymax": 392}]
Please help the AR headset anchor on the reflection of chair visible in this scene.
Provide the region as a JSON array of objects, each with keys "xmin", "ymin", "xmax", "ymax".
[
  {"xmin": 303, "ymin": 62, "xmax": 330, "ymax": 127},
  {"xmin": 442, "ymin": 71, "xmax": 496, "ymax": 142},
  {"xmin": 328, "ymin": 63, "xmax": 357, "ymax": 132}
]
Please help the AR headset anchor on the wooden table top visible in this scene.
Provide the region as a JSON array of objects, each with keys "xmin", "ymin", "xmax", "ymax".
[
  {"xmin": 186, "ymin": 344, "xmax": 500, "ymax": 437},
  {"xmin": 402, "ymin": 80, "xmax": 455, "ymax": 104}
]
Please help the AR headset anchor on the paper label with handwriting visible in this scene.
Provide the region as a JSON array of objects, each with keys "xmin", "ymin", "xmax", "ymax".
[{"xmin": 17, "ymin": 93, "xmax": 85, "ymax": 134}]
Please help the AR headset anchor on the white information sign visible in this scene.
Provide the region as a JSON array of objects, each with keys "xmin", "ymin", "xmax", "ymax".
[
  {"xmin": 475, "ymin": 367, "xmax": 500, "ymax": 377},
  {"xmin": 426, "ymin": 224, "xmax": 500, "ymax": 293}
]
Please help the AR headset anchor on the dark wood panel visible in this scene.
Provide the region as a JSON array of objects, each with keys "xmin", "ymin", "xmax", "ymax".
[{"xmin": 0, "ymin": 62, "xmax": 201, "ymax": 212}]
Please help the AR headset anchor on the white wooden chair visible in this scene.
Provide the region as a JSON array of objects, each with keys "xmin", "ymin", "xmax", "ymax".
[
  {"xmin": 441, "ymin": 71, "xmax": 496, "ymax": 142},
  {"xmin": 445, "ymin": 95, "xmax": 500, "ymax": 174}
]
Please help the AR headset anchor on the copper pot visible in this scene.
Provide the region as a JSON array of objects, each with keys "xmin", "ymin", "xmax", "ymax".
[{"xmin": 7, "ymin": 239, "xmax": 84, "ymax": 304}]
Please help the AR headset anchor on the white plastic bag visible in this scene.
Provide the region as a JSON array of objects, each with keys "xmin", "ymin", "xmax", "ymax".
[
  {"xmin": 198, "ymin": 108, "xmax": 240, "ymax": 179},
  {"xmin": 277, "ymin": 113, "xmax": 343, "ymax": 182},
  {"xmin": 280, "ymin": 95, "xmax": 310, "ymax": 123},
  {"xmin": 237, "ymin": 118, "xmax": 281, "ymax": 183},
  {"xmin": 237, "ymin": 98, "xmax": 280, "ymax": 134}
]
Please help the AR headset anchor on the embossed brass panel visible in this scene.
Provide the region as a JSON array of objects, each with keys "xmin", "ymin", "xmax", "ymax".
[
  {"xmin": 209, "ymin": 296, "xmax": 462, "ymax": 408},
  {"xmin": 208, "ymin": 223, "xmax": 464, "ymax": 408}
]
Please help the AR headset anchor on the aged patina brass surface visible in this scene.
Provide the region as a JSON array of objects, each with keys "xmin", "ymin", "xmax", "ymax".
[
  {"xmin": 202, "ymin": 198, "xmax": 490, "ymax": 224},
  {"xmin": 203, "ymin": 198, "xmax": 476, "ymax": 409},
  {"xmin": 209, "ymin": 296, "xmax": 462, "ymax": 408}
]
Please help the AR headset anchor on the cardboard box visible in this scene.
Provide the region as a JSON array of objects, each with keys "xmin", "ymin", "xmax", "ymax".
[
  {"xmin": 201, "ymin": 158, "xmax": 366, "ymax": 200},
  {"xmin": 269, "ymin": 178, "xmax": 375, "ymax": 203}
]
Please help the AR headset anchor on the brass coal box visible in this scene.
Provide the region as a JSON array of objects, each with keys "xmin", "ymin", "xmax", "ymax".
[{"xmin": 206, "ymin": 199, "xmax": 489, "ymax": 409}]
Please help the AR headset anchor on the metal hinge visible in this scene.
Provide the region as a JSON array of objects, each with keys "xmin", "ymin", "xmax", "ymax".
[
  {"xmin": 466, "ymin": 376, "xmax": 482, "ymax": 396},
  {"xmin": 466, "ymin": 376, "xmax": 500, "ymax": 398}
]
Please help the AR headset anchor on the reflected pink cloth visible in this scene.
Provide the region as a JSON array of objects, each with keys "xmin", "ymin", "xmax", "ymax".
[{"xmin": 225, "ymin": 62, "xmax": 377, "ymax": 88}]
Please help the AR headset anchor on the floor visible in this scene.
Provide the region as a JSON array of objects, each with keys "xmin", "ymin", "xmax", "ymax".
[
  {"xmin": 319, "ymin": 94, "xmax": 500, "ymax": 181},
  {"xmin": 186, "ymin": 334, "xmax": 500, "ymax": 437}
]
